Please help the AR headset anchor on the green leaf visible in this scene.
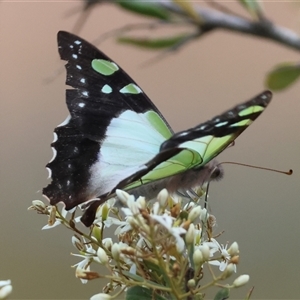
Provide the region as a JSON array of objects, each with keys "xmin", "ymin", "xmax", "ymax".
[
  {"xmin": 266, "ymin": 63, "xmax": 300, "ymax": 91},
  {"xmin": 213, "ymin": 287, "xmax": 230, "ymax": 300},
  {"xmin": 141, "ymin": 259, "xmax": 173, "ymax": 288},
  {"xmin": 122, "ymin": 270, "xmax": 166, "ymax": 289},
  {"xmin": 118, "ymin": 34, "xmax": 188, "ymax": 50},
  {"xmin": 238, "ymin": 0, "xmax": 263, "ymax": 18},
  {"xmin": 172, "ymin": 0, "xmax": 201, "ymax": 23},
  {"xmin": 126, "ymin": 286, "xmax": 167, "ymax": 300},
  {"xmin": 116, "ymin": 0, "xmax": 170, "ymax": 20}
]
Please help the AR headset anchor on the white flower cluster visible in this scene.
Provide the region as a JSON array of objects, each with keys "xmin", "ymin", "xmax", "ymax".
[{"xmin": 30, "ymin": 189, "xmax": 249, "ymax": 299}]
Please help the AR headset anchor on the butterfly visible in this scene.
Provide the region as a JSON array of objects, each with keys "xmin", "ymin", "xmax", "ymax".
[{"xmin": 43, "ymin": 31, "xmax": 272, "ymax": 226}]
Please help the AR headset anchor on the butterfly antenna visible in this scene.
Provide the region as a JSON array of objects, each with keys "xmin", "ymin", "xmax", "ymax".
[{"xmin": 218, "ymin": 162, "xmax": 293, "ymax": 176}]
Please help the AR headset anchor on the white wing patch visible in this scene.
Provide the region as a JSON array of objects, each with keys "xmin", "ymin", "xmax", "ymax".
[{"xmin": 88, "ymin": 110, "xmax": 167, "ymax": 196}]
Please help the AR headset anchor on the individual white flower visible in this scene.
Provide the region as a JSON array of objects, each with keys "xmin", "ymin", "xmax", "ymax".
[
  {"xmin": 121, "ymin": 198, "xmax": 140, "ymax": 217},
  {"xmin": 150, "ymin": 214, "xmax": 186, "ymax": 252},
  {"xmin": 114, "ymin": 220, "xmax": 132, "ymax": 235},
  {"xmin": 42, "ymin": 207, "xmax": 68, "ymax": 230},
  {"xmin": 93, "ymin": 198, "xmax": 121, "ymax": 227},
  {"xmin": 102, "ymin": 238, "xmax": 113, "ymax": 251},
  {"xmin": 103, "ymin": 217, "xmax": 123, "ymax": 228},
  {"xmin": 206, "ymin": 238, "xmax": 234, "ymax": 272},
  {"xmin": 72, "ymin": 235, "xmax": 84, "ymax": 251},
  {"xmin": 72, "ymin": 240, "xmax": 98, "ymax": 284}
]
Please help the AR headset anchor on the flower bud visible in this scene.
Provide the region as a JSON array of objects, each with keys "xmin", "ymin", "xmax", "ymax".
[
  {"xmin": 193, "ymin": 249, "xmax": 203, "ymax": 266},
  {"xmin": 157, "ymin": 189, "xmax": 169, "ymax": 208},
  {"xmin": 116, "ymin": 189, "xmax": 131, "ymax": 204},
  {"xmin": 228, "ymin": 242, "xmax": 239, "ymax": 256},
  {"xmin": 199, "ymin": 244, "xmax": 210, "ymax": 261},
  {"xmin": 100, "ymin": 203, "xmax": 110, "ymax": 221},
  {"xmin": 0, "ymin": 282, "xmax": 12, "ymax": 299},
  {"xmin": 188, "ymin": 206, "xmax": 202, "ymax": 222},
  {"xmin": 0, "ymin": 280, "xmax": 12, "ymax": 299},
  {"xmin": 185, "ymin": 224, "xmax": 195, "ymax": 244},
  {"xmin": 72, "ymin": 235, "xmax": 84, "ymax": 251},
  {"xmin": 222, "ymin": 263, "xmax": 235, "ymax": 279},
  {"xmin": 187, "ymin": 279, "xmax": 196, "ymax": 288},
  {"xmin": 48, "ymin": 206, "xmax": 57, "ymax": 226},
  {"xmin": 136, "ymin": 196, "xmax": 146, "ymax": 209},
  {"xmin": 233, "ymin": 275, "xmax": 250, "ymax": 287},
  {"xmin": 200, "ymin": 208, "xmax": 209, "ymax": 223},
  {"xmin": 31, "ymin": 200, "xmax": 46, "ymax": 209},
  {"xmin": 152, "ymin": 202, "xmax": 160, "ymax": 215},
  {"xmin": 97, "ymin": 247, "xmax": 109, "ymax": 264},
  {"xmin": 90, "ymin": 293, "xmax": 112, "ymax": 300},
  {"xmin": 111, "ymin": 243, "xmax": 120, "ymax": 260}
]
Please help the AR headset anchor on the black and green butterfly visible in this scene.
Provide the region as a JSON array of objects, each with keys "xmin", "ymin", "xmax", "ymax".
[{"xmin": 43, "ymin": 31, "xmax": 272, "ymax": 226}]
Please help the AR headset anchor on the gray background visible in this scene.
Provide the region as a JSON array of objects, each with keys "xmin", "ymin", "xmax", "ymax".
[{"xmin": 1, "ymin": 1, "xmax": 300, "ymax": 299}]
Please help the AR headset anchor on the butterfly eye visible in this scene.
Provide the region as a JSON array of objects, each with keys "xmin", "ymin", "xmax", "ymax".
[{"xmin": 210, "ymin": 165, "xmax": 224, "ymax": 181}]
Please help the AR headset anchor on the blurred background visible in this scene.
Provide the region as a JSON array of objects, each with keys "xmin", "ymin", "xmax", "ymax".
[{"xmin": 1, "ymin": 1, "xmax": 300, "ymax": 299}]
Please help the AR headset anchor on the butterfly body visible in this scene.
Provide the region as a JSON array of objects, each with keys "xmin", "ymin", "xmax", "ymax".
[{"xmin": 43, "ymin": 31, "xmax": 272, "ymax": 226}]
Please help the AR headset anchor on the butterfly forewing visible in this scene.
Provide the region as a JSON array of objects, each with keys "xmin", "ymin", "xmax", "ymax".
[{"xmin": 43, "ymin": 31, "xmax": 173, "ymax": 209}]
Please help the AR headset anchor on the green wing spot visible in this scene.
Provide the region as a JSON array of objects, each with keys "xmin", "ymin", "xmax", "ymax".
[
  {"xmin": 202, "ymin": 135, "xmax": 234, "ymax": 164},
  {"xmin": 120, "ymin": 83, "xmax": 142, "ymax": 94},
  {"xmin": 92, "ymin": 59, "xmax": 119, "ymax": 76},
  {"xmin": 101, "ymin": 84, "xmax": 112, "ymax": 94},
  {"xmin": 238, "ymin": 105, "xmax": 264, "ymax": 116},
  {"xmin": 229, "ymin": 119, "xmax": 251, "ymax": 127},
  {"xmin": 145, "ymin": 111, "xmax": 172, "ymax": 139},
  {"xmin": 125, "ymin": 149, "xmax": 202, "ymax": 189}
]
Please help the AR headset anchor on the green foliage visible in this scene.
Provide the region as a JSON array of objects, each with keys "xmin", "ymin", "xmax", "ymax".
[
  {"xmin": 116, "ymin": 0, "xmax": 171, "ymax": 20},
  {"xmin": 126, "ymin": 286, "xmax": 167, "ymax": 300},
  {"xmin": 118, "ymin": 34, "xmax": 189, "ymax": 50},
  {"xmin": 214, "ymin": 287, "xmax": 230, "ymax": 300},
  {"xmin": 238, "ymin": 0, "xmax": 263, "ymax": 18},
  {"xmin": 266, "ymin": 63, "xmax": 300, "ymax": 91}
]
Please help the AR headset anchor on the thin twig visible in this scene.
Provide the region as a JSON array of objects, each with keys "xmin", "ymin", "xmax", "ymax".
[{"xmin": 159, "ymin": 2, "xmax": 300, "ymax": 51}]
